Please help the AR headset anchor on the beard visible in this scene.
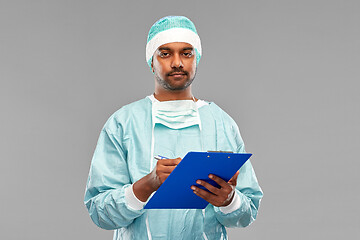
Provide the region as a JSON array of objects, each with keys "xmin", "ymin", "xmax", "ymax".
[{"xmin": 154, "ymin": 67, "xmax": 197, "ymax": 91}]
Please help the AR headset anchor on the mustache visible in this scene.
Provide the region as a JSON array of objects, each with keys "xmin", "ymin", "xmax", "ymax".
[{"xmin": 167, "ymin": 68, "xmax": 188, "ymax": 76}]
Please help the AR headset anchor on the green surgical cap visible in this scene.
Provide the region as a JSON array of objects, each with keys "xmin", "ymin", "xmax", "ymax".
[{"xmin": 146, "ymin": 16, "xmax": 202, "ymax": 69}]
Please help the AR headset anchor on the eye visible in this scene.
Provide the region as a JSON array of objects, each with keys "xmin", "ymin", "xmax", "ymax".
[
  {"xmin": 183, "ymin": 52, "xmax": 193, "ymax": 57},
  {"xmin": 159, "ymin": 52, "xmax": 170, "ymax": 58}
]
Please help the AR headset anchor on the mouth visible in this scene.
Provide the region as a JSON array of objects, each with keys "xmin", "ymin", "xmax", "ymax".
[{"xmin": 168, "ymin": 72, "xmax": 187, "ymax": 77}]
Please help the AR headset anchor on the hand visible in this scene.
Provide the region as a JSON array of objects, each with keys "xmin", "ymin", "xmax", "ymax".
[
  {"xmin": 148, "ymin": 157, "xmax": 182, "ymax": 191},
  {"xmin": 133, "ymin": 157, "xmax": 182, "ymax": 202},
  {"xmin": 191, "ymin": 170, "xmax": 239, "ymax": 207}
]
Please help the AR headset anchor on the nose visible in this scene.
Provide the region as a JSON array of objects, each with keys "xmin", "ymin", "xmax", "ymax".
[{"xmin": 170, "ymin": 53, "xmax": 184, "ymax": 68}]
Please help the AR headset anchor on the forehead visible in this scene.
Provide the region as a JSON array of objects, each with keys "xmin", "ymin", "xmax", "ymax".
[{"xmin": 157, "ymin": 42, "xmax": 193, "ymax": 51}]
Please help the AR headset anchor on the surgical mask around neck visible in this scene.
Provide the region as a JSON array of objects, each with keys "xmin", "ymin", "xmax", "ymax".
[{"xmin": 152, "ymin": 99, "xmax": 202, "ymax": 130}]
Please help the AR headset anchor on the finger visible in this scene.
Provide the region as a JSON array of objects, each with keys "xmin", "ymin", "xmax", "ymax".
[
  {"xmin": 158, "ymin": 158, "xmax": 182, "ymax": 166},
  {"xmin": 229, "ymin": 171, "xmax": 239, "ymax": 181},
  {"xmin": 191, "ymin": 185, "xmax": 217, "ymax": 204},
  {"xmin": 172, "ymin": 157, "xmax": 182, "ymax": 165},
  {"xmin": 191, "ymin": 186, "xmax": 227, "ymax": 207},
  {"xmin": 196, "ymin": 180, "xmax": 221, "ymax": 195},
  {"xmin": 208, "ymin": 174, "xmax": 231, "ymax": 190},
  {"xmin": 228, "ymin": 171, "xmax": 239, "ymax": 186},
  {"xmin": 157, "ymin": 165, "xmax": 177, "ymax": 174},
  {"xmin": 159, "ymin": 173, "xmax": 171, "ymax": 183}
]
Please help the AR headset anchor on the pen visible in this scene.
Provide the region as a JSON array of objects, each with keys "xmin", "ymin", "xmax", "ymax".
[{"xmin": 154, "ymin": 155, "xmax": 169, "ymax": 160}]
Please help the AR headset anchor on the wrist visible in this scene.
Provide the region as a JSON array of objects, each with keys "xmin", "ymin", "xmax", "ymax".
[
  {"xmin": 219, "ymin": 192, "xmax": 241, "ymax": 214},
  {"xmin": 147, "ymin": 171, "xmax": 161, "ymax": 191},
  {"xmin": 133, "ymin": 173, "xmax": 158, "ymax": 202},
  {"xmin": 221, "ymin": 192, "xmax": 235, "ymax": 207}
]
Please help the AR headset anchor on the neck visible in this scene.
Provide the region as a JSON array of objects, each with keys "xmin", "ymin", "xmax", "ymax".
[{"xmin": 154, "ymin": 87, "xmax": 196, "ymax": 102}]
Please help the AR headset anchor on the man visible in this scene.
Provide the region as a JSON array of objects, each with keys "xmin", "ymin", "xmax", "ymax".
[{"xmin": 84, "ymin": 16, "xmax": 263, "ymax": 240}]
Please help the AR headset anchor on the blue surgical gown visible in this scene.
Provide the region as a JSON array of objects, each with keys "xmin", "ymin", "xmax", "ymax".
[{"xmin": 84, "ymin": 97, "xmax": 263, "ymax": 240}]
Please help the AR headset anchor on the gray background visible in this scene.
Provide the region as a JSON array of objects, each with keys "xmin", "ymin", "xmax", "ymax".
[{"xmin": 1, "ymin": 0, "xmax": 359, "ymax": 239}]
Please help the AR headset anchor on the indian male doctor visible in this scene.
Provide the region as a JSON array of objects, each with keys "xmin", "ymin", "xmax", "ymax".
[{"xmin": 84, "ymin": 16, "xmax": 263, "ymax": 240}]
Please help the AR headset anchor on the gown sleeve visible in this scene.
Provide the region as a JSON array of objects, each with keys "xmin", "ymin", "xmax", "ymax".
[
  {"xmin": 213, "ymin": 112, "xmax": 263, "ymax": 228},
  {"xmin": 84, "ymin": 120, "xmax": 145, "ymax": 230}
]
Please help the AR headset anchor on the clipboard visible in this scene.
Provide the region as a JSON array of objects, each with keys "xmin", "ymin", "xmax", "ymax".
[{"xmin": 144, "ymin": 151, "xmax": 252, "ymax": 209}]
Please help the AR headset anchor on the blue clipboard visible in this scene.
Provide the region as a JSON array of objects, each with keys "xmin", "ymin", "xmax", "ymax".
[{"xmin": 144, "ymin": 151, "xmax": 252, "ymax": 209}]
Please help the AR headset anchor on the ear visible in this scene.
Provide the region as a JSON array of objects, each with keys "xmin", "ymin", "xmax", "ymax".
[{"xmin": 151, "ymin": 60, "xmax": 154, "ymax": 73}]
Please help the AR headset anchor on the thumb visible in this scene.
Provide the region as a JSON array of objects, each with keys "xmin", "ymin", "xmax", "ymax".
[{"xmin": 228, "ymin": 170, "xmax": 239, "ymax": 186}]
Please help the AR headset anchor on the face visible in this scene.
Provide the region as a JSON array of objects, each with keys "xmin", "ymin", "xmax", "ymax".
[{"xmin": 152, "ymin": 42, "xmax": 197, "ymax": 91}]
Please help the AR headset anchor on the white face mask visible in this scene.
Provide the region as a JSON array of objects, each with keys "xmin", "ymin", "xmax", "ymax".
[
  {"xmin": 152, "ymin": 99, "xmax": 202, "ymax": 130},
  {"xmin": 149, "ymin": 96, "xmax": 203, "ymax": 172}
]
